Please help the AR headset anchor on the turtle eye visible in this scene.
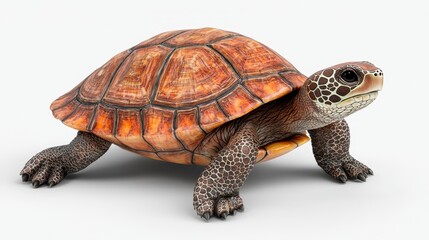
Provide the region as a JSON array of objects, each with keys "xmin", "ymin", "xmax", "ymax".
[{"xmin": 341, "ymin": 70, "xmax": 358, "ymax": 83}]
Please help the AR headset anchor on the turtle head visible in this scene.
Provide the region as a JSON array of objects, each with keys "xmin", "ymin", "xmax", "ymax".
[{"xmin": 305, "ymin": 61, "xmax": 383, "ymax": 120}]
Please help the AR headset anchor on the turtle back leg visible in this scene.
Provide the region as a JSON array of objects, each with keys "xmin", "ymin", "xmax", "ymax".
[
  {"xmin": 308, "ymin": 120, "xmax": 373, "ymax": 183},
  {"xmin": 193, "ymin": 123, "xmax": 259, "ymax": 220},
  {"xmin": 20, "ymin": 131, "xmax": 111, "ymax": 187}
]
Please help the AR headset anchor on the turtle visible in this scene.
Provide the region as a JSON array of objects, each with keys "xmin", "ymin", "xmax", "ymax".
[{"xmin": 20, "ymin": 27, "xmax": 383, "ymax": 220}]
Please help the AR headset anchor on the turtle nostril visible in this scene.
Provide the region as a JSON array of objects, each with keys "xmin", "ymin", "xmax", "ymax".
[{"xmin": 373, "ymin": 70, "xmax": 383, "ymax": 77}]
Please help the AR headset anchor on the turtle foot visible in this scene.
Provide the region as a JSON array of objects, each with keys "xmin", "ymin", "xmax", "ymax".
[
  {"xmin": 319, "ymin": 156, "xmax": 373, "ymax": 183},
  {"xmin": 20, "ymin": 146, "xmax": 67, "ymax": 188},
  {"xmin": 21, "ymin": 132, "xmax": 111, "ymax": 188},
  {"xmin": 196, "ymin": 196, "xmax": 244, "ymax": 221}
]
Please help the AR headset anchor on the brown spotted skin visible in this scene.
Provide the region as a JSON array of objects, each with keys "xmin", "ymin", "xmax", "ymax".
[
  {"xmin": 306, "ymin": 62, "xmax": 381, "ymax": 107},
  {"xmin": 308, "ymin": 120, "xmax": 373, "ymax": 182},
  {"xmin": 193, "ymin": 123, "xmax": 258, "ymax": 219},
  {"xmin": 49, "ymin": 27, "xmax": 306, "ymax": 165},
  {"xmin": 21, "ymin": 132, "xmax": 111, "ymax": 187}
]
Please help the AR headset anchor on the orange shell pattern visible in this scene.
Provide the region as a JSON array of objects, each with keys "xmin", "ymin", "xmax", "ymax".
[{"xmin": 51, "ymin": 28, "xmax": 308, "ymax": 165}]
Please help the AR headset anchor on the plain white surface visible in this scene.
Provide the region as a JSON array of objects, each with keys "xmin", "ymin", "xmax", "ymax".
[{"xmin": 1, "ymin": 0, "xmax": 428, "ymax": 239}]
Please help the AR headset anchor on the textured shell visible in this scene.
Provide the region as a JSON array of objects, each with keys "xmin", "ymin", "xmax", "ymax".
[{"xmin": 50, "ymin": 28, "xmax": 307, "ymax": 165}]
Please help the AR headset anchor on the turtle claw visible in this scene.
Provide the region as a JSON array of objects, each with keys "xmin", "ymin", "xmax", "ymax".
[
  {"xmin": 236, "ymin": 205, "xmax": 244, "ymax": 212},
  {"xmin": 368, "ymin": 168, "xmax": 374, "ymax": 175},
  {"xmin": 338, "ymin": 175, "xmax": 347, "ymax": 183},
  {"xmin": 21, "ymin": 174, "xmax": 29, "ymax": 182},
  {"xmin": 32, "ymin": 181, "xmax": 40, "ymax": 188},
  {"xmin": 196, "ymin": 196, "xmax": 244, "ymax": 221},
  {"xmin": 48, "ymin": 182, "xmax": 55, "ymax": 188},
  {"xmin": 319, "ymin": 156, "xmax": 373, "ymax": 183},
  {"xmin": 357, "ymin": 173, "xmax": 366, "ymax": 182},
  {"xmin": 201, "ymin": 212, "xmax": 211, "ymax": 221}
]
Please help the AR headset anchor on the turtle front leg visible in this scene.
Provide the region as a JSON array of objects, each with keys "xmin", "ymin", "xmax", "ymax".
[
  {"xmin": 308, "ymin": 120, "xmax": 373, "ymax": 183},
  {"xmin": 20, "ymin": 131, "xmax": 111, "ymax": 187},
  {"xmin": 193, "ymin": 123, "xmax": 258, "ymax": 221}
]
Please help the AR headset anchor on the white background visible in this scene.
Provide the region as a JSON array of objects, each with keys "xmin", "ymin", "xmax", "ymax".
[{"xmin": 1, "ymin": 0, "xmax": 428, "ymax": 239}]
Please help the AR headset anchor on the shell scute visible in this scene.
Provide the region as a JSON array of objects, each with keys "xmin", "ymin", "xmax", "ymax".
[
  {"xmin": 103, "ymin": 46, "xmax": 171, "ymax": 107},
  {"xmin": 91, "ymin": 105, "xmax": 118, "ymax": 145},
  {"xmin": 52, "ymin": 100, "xmax": 80, "ymax": 121},
  {"xmin": 116, "ymin": 109, "xmax": 153, "ymax": 151},
  {"xmin": 78, "ymin": 50, "xmax": 130, "ymax": 103},
  {"xmin": 198, "ymin": 102, "xmax": 229, "ymax": 133},
  {"xmin": 142, "ymin": 107, "xmax": 182, "ymax": 151},
  {"xmin": 278, "ymin": 71, "xmax": 307, "ymax": 89},
  {"xmin": 211, "ymin": 36, "xmax": 296, "ymax": 77},
  {"xmin": 217, "ymin": 85, "xmax": 262, "ymax": 118},
  {"xmin": 176, "ymin": 108, "xmax": 206, "ymax": 151},
  {"xmin": 243, "ymin": 75, "xmax": 293, "ymax": 103},
  {"xmin": 153, "ymin": 46, "xmax": 239, "ymax": 108},
  {"xmin": 62, "ymin": 104, "xmax": 95, "ymax": 131}
]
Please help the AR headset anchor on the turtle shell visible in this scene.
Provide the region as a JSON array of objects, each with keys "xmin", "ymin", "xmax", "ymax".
[{"xmin": 50, "ymin": 27, "xmax": 309, "ymax": 165}]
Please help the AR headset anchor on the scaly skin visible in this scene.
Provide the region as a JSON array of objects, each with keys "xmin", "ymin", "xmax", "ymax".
[
  {"xmin": 308, "ymin": 120, "xmax": 373, "ymax": 183},
  {"xmin": 21, "ymin": 131, "xmax": 111, "ymax": 187},
  {"xmin": 193, "ymin": 123, "xmax": 258, "ymax": 220}
]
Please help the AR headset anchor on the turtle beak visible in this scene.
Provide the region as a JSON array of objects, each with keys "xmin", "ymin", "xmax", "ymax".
[
  {"xmin": 348, "ymin": 69, "xmax": 383, "ymax": 96},
  {"xmin": 337, "ymin": 69, "xmax": 383, "ymax": 107}
]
